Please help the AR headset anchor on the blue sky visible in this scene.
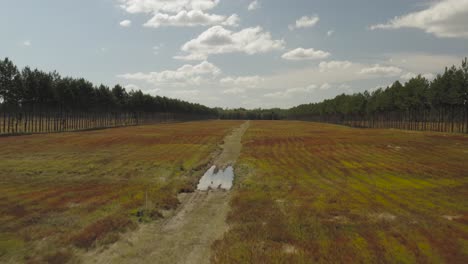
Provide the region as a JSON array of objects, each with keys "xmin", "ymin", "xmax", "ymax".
[{"xmin": 1, "ymin": 0, "xmax": 467, "ymax": 108}]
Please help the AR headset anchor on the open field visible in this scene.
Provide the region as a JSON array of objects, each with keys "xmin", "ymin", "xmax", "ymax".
[
  {"xmin": 82, "ymin": 121, "xmax": 250, "ymax": 264},
  {"xmin": 0, "ymin": 120, "xmax": 242, "ymax": 263},
  {"xmin": 213, "ymin": 121, "xmax": 468, "ymax": 263},
  {"xmin": 1, "ymin": 120, "xmax": 468, "ymax": 264}
]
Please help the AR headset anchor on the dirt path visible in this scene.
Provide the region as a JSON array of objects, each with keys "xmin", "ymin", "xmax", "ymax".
[{"xmin": 83, "ymin": 121, "xmax": 249, "ymax": 264}]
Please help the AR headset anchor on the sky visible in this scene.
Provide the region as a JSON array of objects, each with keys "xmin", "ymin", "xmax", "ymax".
[{"xmin": 1, "ymin": 0, "xmax": 467, "ymax": 109}]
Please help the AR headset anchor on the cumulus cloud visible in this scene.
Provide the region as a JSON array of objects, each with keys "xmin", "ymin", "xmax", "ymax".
[
  {"xmin": 327, "ymin": 30, "xmax": 334, "ymax": 37},
  {"xmin": 263, "ymin": 82, "xmax": 348, "ymax": 100},
  {"xmin": 248, "ymin": 1, "xmax": 260, "ymax": 11},
  {"xmin": 219, "ymin": 75, "xmax": 265, "ymax": 95},
  {"xmin": 120, "ymin": 20, "xmax": 132, "ymax": 27},
  {"xmin": 223, "ymin": 87, "xmax": 246, "ymax": 95},
  {"xmin": 385, "ymin": 53, "xmax": 460, "ymax": 75},
  {"xmin": 319, "ymin": 60, "xmax": 352, "ymax": 72},
  {"xmin": 117, "ymin": 61, "xmax": 221, "ymax": 87},
  {"xmin": 144, "ymin": 10, "xmax": 239, "ymax": 28},
  {"xmin": 220, "ymin": 75, "xmax": 264, "ymax": 88},
  {"xmin": 422, "ymin": 73, "xmax": 435, "ymax": 80},
  {"xmin": 289, "ymin": 15, "xmax": 319, "ymax": 30},
  {"xmin": 320, "ymin": 83, "xmax": 332, "ymax": 90},
  {"xmin": 118, "ymin": 0, "xmax": 220, "ymax": 14},
  {"xmin": 370, "ymin": 0, "xmax": 468, "ymax": 38},
  {"xmin": 400, "ymin": 72, "xmax": 417, "ymax": 80},
  {"xmin": 264, "ymin": 84, "xmax": 319, "ymax": 98},
  {"xmin": 118, "ymin": 0, "xmax": 239, "ymax": 28},
  {"xmin": 401, "ymin": 72, "xmax": 435, "ymax": 81},
  {"xmin": 282, "ymin": 48, "xmax": 330, "ymax": 61},
  {"xmin": 359, "ymin": 64, "xmax": 402, "ymax": 77},
  {"xmin": 175, "ymin": 26, "xmax": 285, "ymax": 60}
]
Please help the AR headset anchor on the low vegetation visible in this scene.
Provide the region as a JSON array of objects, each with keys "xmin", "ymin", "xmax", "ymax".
[
  {"xmin": 0, "ymin": 120, "xmax": 241, "ymax": 263},
  {"xmin": 213, "ymin": 121, "xmax": 468, "ymax": 263}
]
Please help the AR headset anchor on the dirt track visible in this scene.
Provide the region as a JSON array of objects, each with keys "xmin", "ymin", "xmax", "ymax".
[{"xmin": 83, "ymin": 121, "xmax": 249, "ymax": 264}]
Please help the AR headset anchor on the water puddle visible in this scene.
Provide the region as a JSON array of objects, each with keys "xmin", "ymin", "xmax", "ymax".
[{"xmin": 197, "ymin": 166, "xmax": 234, "ymax": 191}]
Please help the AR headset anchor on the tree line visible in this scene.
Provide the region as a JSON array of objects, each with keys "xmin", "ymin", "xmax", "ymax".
[
  {"xmin": 2, "ymin": 56, "xmax": 467, "ymax": 134},
  {"xmin": 217, "ymin": 107, "xmax": 284, "ymax": 120},
  {"xmin": 0, "ymin": 57, "xmax": 216, "ymax": 115},
  {"xmin": 289, "ymin": 58, "xmax": 467, "ymax": 118},
  {"xmin": 219, "ymin": 58, "xmax": 468, "ymax": 133}
]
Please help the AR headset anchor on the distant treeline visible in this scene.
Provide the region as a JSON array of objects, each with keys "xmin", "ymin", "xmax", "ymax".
[
  {"xmin": 2, "ymin": 56, "xmax": 468, "ymax": 134},
  {"xmin": 0, "ymin": 58, "xmax": 216, "ymax": 115},
  {"xmin": 289, "ymin": 58, "xmax": 467, "ymax": 118},
  {"xmin": 218, "ymin": 108, "xmax": 284, "ymax": 120},
  {"xmin": 219, "ymin": 58, "xmax": 468, "ymax": 133}
]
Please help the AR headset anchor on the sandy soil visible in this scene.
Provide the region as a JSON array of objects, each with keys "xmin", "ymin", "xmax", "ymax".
[{"xmin": 82, "ymin": 121, "xmax": 249, "ymax": 264}]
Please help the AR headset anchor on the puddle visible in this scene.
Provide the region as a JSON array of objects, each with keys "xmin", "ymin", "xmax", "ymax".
[{"xmin": 197, "ymin": 166, "xmax": 234, "ymax": 191}]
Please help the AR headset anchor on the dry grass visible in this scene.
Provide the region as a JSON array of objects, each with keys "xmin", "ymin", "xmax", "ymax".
[
  {"xmin": 0, "ymin": 120, "xmax": 241, "ymax": 263},
  {"xmin": 213, "ymin": 121, "xmax": 468, "ymax": 264}
]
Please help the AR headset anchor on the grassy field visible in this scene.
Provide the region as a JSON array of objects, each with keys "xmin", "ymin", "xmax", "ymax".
[
  {"xmin": 0, "ymin": 120, "xmax": 241, "ymax": 263},
  {"xmin": 2, "ymin": 120, "xmax": 468, "ymax": 263},
  {"xmin": 213, "ymin": 121, "xmax": 468, "ymax": 263}
]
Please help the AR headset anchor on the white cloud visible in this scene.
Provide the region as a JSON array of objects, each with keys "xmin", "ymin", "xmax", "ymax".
[
  {"xmin": 21, "ymin": 40, "xmax": 31, "ymax": 47},
  {"xmin": 327, "ymin": 30, "xmax": 334, "ymax": 37},
  {"xmin": 263, "ymin": 82, "xmax": 348, "ymax": 102},
  {"xmin": 175, "ymin": 26, "xmax": 285, "ymax": 60},
  {"xmin": 320, "ymin": 83, "xmax": 331, "ymax": 90},
  {"xmin": 422, "ymin": 73, "xmax": 435, "ymax": 80},
  {"xmin": 143, "ymin": 10, "xmax": 239, "ymax": 28},
  {"xmin": 263, "ymin": 92, "xmax": 285, "ymax": 99},
  {"xmin": 223, "ymin": 87, "xmax": 246, "ymax": 94},
  {"xmin": 319, "ymin": 60, "xmax": 352, "ymax": 72},
  {"xmin": 220, "ymin": 75, "xmax": 264, "ymax": 88},
  {"xmin": 118, "ymin": 0, "xmax": 239, "ymax": 28},
  {"xmin": 118, "ymin": 0, "xmax": 220, "ymax": 14},
  {"xmin": 289, "ymin": 84, "xmax": 318, "ymax": 93},
  {"xmin": 282, "ymin": 48, "xmax": 330, "ymax": 61},
  {"xmin": 289, "ymin": 15, "xmax": 319, "ymax": 30},
  {"xmin": 400, "ymin": 72, "xmax": 417, "ymax": 80},
  {"xmin": 117, "ymin": 61, "xmax": 221, "ymax": 87},
  {"xmin": 386, "ymin": 53, "xmax": 460, "ymax": 74},
  {"xmin": 359, "ymin": 64, "xmax": 402, "ymax": 76},
  {"xmin": 401, "ymin": 72, "xmax": 435, "ymax": 81},
  {"xmin": 370, "ymin": 0, "xmax": 468, "ymax": 38},
  {"xmin": 264, "ymin": 84, "xmax": 319, "ymax": 98},
  {"xmin": 248, "ymin": 1, "xmax": 260, "ymax": 11},
  {"xmin": 120, "ymin": 20, "xmax": 132, "ymax": 27}
]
